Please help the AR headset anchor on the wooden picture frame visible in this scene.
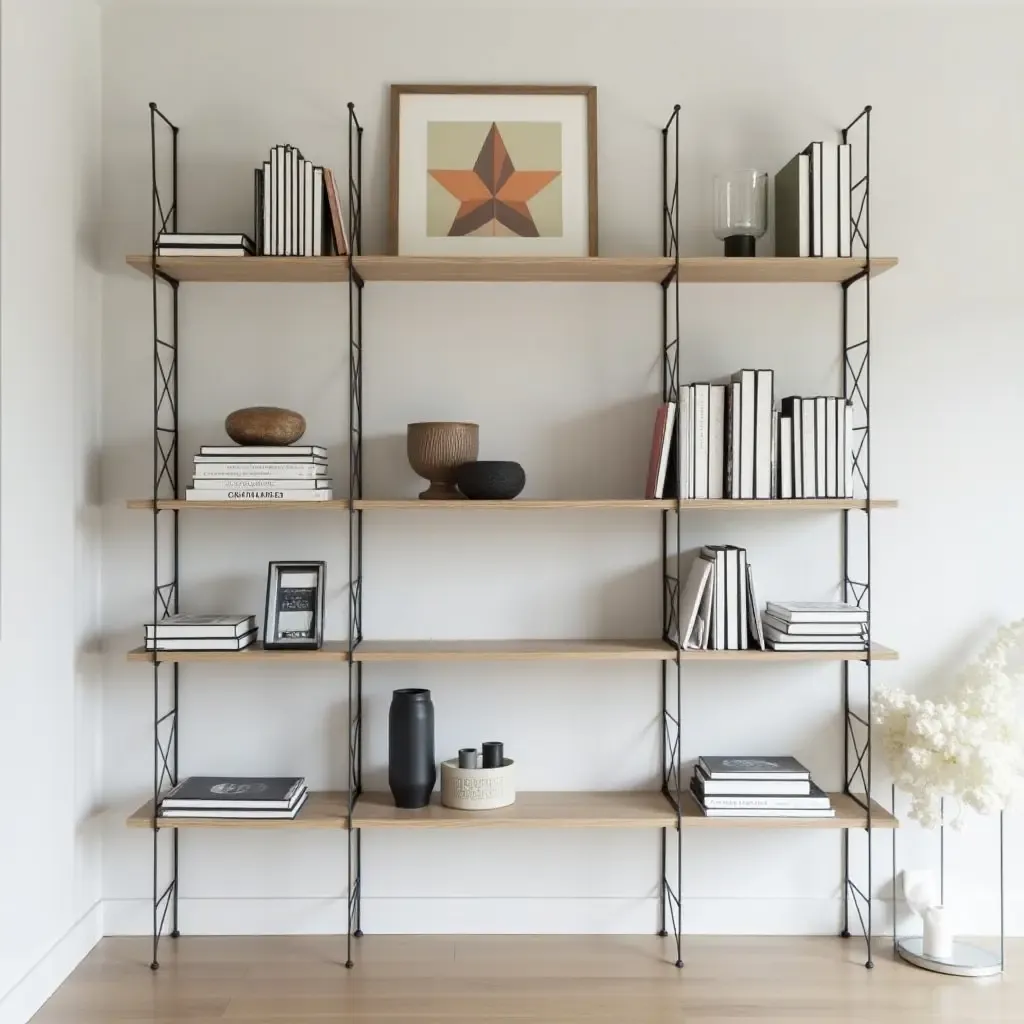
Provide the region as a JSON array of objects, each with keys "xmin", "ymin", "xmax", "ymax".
[{"xmin": 389, "ymin": 84, "xmax": 598, "ymax": 257}]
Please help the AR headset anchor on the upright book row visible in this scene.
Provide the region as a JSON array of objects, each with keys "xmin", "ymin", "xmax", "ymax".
[
  {"xmin": 775, "ymin": 140, "xmax": 854, "ymax": 258},
  {"xmin": 646, "ymin": 371, "xmax": 856, "ymax": 501}
]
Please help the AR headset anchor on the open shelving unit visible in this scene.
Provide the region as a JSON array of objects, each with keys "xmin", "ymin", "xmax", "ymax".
[{"xmin": 129, "ymin": 101, "xmax": 896, "ymax": 972}]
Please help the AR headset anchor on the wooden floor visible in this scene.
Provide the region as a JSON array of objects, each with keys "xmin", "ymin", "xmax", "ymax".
[{"xmin": 30, "ymin": 935, "xmax": 1017, "ymax": 1023}]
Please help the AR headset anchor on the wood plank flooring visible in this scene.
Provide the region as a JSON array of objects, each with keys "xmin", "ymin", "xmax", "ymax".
[{"xmin": 29, "ymin": 935, "xmax": 1017, "ymax": 1022}]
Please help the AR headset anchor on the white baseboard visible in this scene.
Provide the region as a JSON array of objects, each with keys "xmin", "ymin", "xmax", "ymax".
[
  {"xmin": 0, "ymin": 902, "xmax": 102, "ymax": 1024},
  {"xmin": 103, "ymin": 896, "xmax": 897, "ymax": 936}
]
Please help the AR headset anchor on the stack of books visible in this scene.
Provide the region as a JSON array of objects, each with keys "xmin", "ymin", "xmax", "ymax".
[
  {"xmin": 186, "ymin": 445, "xmax": 333, "ymax": 501},
  {"xmin": 690, "ymin": 756, "xmax": 835, "ymax": 819},
  {"xmin": 775, "ymin": 141, "xmax": 853, "ymax": 258},
  {"xmin": 145, "ymin": 614, "xmax": 257, "ymax": 652},
  {"xmin": 643, "ymin": 374, "xmax": 856, "ymax": 501},
  {"xmin": 156, "ymin": 232, "xmax": 254, "ymax": 257},
  {"xmin": 254, "ymin": 145, "xmax": 348, "ymax": 257},
  {"xmin": 159, "ymin": 776, "xmax": 309, "ymax": 820},
  {"xmin": 761, "ymin": 601, "xmax": 868, "ymax": 653},
  {"xmin": 675, "ymin": 545, "xmax": 766, "ymax": 652}
]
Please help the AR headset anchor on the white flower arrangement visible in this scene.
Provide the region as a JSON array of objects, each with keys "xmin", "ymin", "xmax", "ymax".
[{"xmin": 872, "ymin": 619, "xmax": 1024, "ymax": 828}]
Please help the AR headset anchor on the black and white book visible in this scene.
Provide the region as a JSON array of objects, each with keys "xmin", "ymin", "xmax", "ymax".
[
  {"xmin": 825, "ymin": 397, "xmax": 840, "ymax": 498},
  {"xmin": 765, "ymin": 601, "xmax": 868, "ymax": 624},
  {"xmin": 779, "ymin": 397, "xmax": 803, "ymax": 498},
  {"xmin": 694, "ymin": 802, "xmax": 835, "ymax": 819},
  {"xmin": 746, "ymin": 562, "xmax": 765, "ymax": 650},
  {"xmin": 699, "ymin": 546, "xmax": 727, "ymax": 650},
  {"xmin": 804, "ymin": 141, "xmax": 824, "ymax": 257},
  {"xmin": 762, "ymin": 612, "xmax": 865, "ymax": 636},
  {"xmin": 844, "ymin": 399, "xmax": 855, "ymax": 498},
  {"xmin": 694, "ymin": 779, "xmax": 832, "ymax": 811},
  {"xmin": 762, "ymin": 622, "xmax": 865, "ymax": 646},
  {"xmin": 146, "ymin": 629, "xmax": 257, "ymax": 651},
  {"xmin": 157, "ymin": 246, "xmax": 251, "ymax": 257},
  {"xmin": 754, "ymin": 369, "xmax": 774, "ymax": 499},
  {"xmin": 262, "ymin": 160, "xmax": 272, "ymax": 255},
  {"xmin": 275, "ymin": 145, "xmax": 286, "ymax": 255},
  {"xmin": 698, "ymin": 755, "xmax": 810, "ymax": 780},
  {"xmin": 820, "ymin": 143, "xmax": 839, "ymax": 258},
  {"xmin": 766, "ymin": 637, "xmax": 867, "ymax": 652},
  {"xmin": 157, "ymin": 233, "xmax": 254, "ymax": 250},
  {"xmin": 725, "ymin": 381, "xmax": 741, "ymax": 499},
  {"xmin": 200, "ymin": 445, "xmax": 327, "ymax": 458},
  {"xmin": 774, "ymin": 152, "xmax": 810, "ymax": 258},
  {"xmin": 193, "ymin": 462, "xmax": 327, "ymax": 478},
  {"xmin": 161, "ymin": 790, "xmax": 309, "ymax": 820},
  {"xmin": 145, "ymin": 614, "xmax": 256, "ymax": 639},
  {"xmin": 800, "ymin": 398, "xmax": 816, "ymax": 497},
  {"xmin": 708, "ymin": 384, "xmax": 726, "ymax": 500},
  {"xmin": 312, "ymin": 166, "xmax": 325, "ymax": 257},
  {"xmin": 194, "ymin": 455, "xmax": 327, "ymax": 465},
  {"xmin": 814, "ymin": 397, "xmax": 828, "ymax": 498},
  {"xmin": 729, "ymin": 370, "xmax": 756, "ymax": 499},
  {"xmin": 185, "ymin": 489, "xmax": 333, "ymax": 502},
  {"xmin": 838, "ymin": 143, "xmax": 852, "ymax": 258},
  {"xmin": 778, "ymin": 414, "xmax": 793, "ymax": 499},
  {"xmin": 162, "ymin": 776, "xmax": 306, "ymax": 810},
  {"xmin": 728, "ymin": 546, "xmax": 747, "ymax": 650},
  {"xmin": 191, "ymin": 478, "xmax": 333, "ymax": 490},
  {"xmin": 691, "ymin": 383, "xmax": 710, "ymax": 500},
  {"xmin": 693, "ymin": 767, "xmax": 811, "ymax": 796}
]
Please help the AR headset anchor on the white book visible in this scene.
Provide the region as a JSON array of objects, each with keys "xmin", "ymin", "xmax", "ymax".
[
  {"xmin": 845, "ymin": 399, "xmax": 855, "ymax": 498},
  {"xmin": 754, "ymin": 370, "xmax": 773, "ymax": 499},
  {"xmin": 270, "ymin": 148, "xmax": 280, "ymax": 254},
  {"xmin": 303, "ymin": 160, "xmax": 314, "ymax": 256},
  {"xmin": 763, "ymin": 623, "xmax": 865, "ymax": 646},
  {"xmin": 814, "ymin": 397, "xmax": 828, "ymax": 498},
  {"xmin": 696, "ymin": 567, "xmax": 715, "ymax": 650},
  {"xmin": 766, "ymin": 639, "xmax": 867, "ymax": 652},
  {"xmin": 262, "ymin": 161, "xmax": 272, "ymax": 255},
  {"xmin": 280, "ymin": 147, "xmax": 290, "ymax": 256},
  {"xmin": 779, "ymin": 416, "xmax": 793, "ymax": 499},
  {"xmin": 699, "ymin": 548, "xmax": 726, "ymax": 650},
  {"xmin": 676, "ymin": 554, "xmax": 714, "ymax": 650},
  {"xmin": 162, "ymin": 791, "xmax": 309, "ymax": 819},
  {"xmin": 312, "ymin": 167, "xmax": 324, "ymax": 257},
  {"xmin": 726, "ymin": 382, "xmax": 741, "ymax": 499},
  {"xmin": 157, "ymin": 247, "xmax": 251, "ymax": 257},
  {"xmin": 193, "ymin": 462, "xmax": 327, "ymax": 479},
  {"xmin": 145, "ymin": 614, "xmax": 255, "ymax": 638},
  {"xmin": 746, "ymin": 562, "xmax": 765, "ymax": 650},
  {"xmin": 157, "ymin": 233, "xmax": 253, "ymax": 248},
  {"xmin": 146, "ymin": 630, "xmax": 257, "ymax": 651},
  {"xmin": 769, "ymin": 408, "xmax": 779, "ymax": 498},
  {"xmin": 838, "ymin": 143, "xmax": 852, "ymax": 258},
  {"xmin": 653, "ymin": 402, "xmax": 676, "ymax": 499},
  {"xmin": 800, "ymin": 398, "xmax": 817, "ymax": 497},
  {"xmin": 730, "ymin": 370, "xmax": 756, "ymax": 499},
  {"xmin": 807, "ymin": 141, "xmax": 823, "ymax": 256},
  {"xmin": 185, "ymin": 488, "xmax": 333, "ymax": 501},
  {"xmin": 691, "ymin": 384, "xmax": 710, "ymax": 499},
  {"xmin": 762, "ymin": 613, "xmax": 865, "ymax": 636},
  {"xmin": 821, "ymin": 143, "xmax": 839, "ymax": 258},
  {"xmin": 200, "ymin": 445, "xmax": 327, "ymax": 457},
  {"xmin": 192, "ymin": 478, "xmax": 332, "ymax": 490},
  {"xmin": 697, "ymin": 805, "xmax": 835, "ymax": 819},
  {"xmin": 765, "ymin": 601, "xmax": 868, "ymax": 624},
  {"xmin": 825, "ymin": 397, "xmax": 838, "ymax": 498},
  {"xmin": 291, "ymin": 148, "xmax": 300, "ymax": 255},
  {"xmin": 678, "ymin": 387, "xmax": 693, "ymax": 500},
  {"xmin": 708, "ymin": 385, "xmax": 726, "ymax": 500},
  {"xmin": 731, "ymin": 546, "xmax": 748, "ymax": 650}
]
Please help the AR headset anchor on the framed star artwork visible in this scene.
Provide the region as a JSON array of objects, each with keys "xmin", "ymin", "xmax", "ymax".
[{"xmin": 389, "ymin": 84, "xmax": 598, "ymax": 256}]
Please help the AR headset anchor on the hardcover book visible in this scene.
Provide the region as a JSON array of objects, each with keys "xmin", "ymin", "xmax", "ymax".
[
  {"xmin": 160, "ymin": 791, "xmax": 309, "ymax": 820},
  {"xmin": 697, "ymin": 756, "xmax": 810, "ymax": 780},
  {"xmin": 692, "ymin": 768, "xmax": 811, "ymax": 796},
  {"xmin": 145, "ymin": 614, "xmax": 256, "ymax": 639},
  {"xmin": 161, "ymin": 776, "xmax": 305, "ymax": 809},
  {"xmin": 145, "ymin": 629, "xmax": 258, "ymax": 652},
  {"xmin": 694, "ymin": 779, "xmax": 832, "ymax": 811}
]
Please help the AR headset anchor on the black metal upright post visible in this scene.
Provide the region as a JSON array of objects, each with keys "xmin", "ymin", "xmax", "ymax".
[
  {"xmin": 148, "ymin": 101, "xmax": 180, "ymax": 970},
  {"xmin": 840, "ymin": 105, "xmax": 874, "ymax": 969},
  {"xmin": 659, "ymin": 104, "xmax": 684, "ymax": 969},
  {"xmin": 345, "ymin": 102, "xmax": 365, "ymax": 969}
]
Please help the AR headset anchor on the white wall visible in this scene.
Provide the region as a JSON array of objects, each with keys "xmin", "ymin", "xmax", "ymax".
[
  {"xmin": 0, "ymin": 0, "xmax": 104, "ymax": 1019},
  {"xmin": 99, "ymin": 1, "xmax": 1024, "ymax": 938}
]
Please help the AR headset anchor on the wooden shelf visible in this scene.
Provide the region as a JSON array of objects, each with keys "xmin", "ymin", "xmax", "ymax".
[
  {"xmin": 680, "ymin": 790, "xmax": 898, "ymax": 830},
  {"xmin": 126, "ymin": 790, "xmax": 347, "ymax": 829},
  {"xmin": 126, "ymin": 499, "xmax": 349, "ymax": 511},
  {"xmin": 354, "ymin": 498, "xmax": 897, "ymax": 511},
  {"xmin": 125, "ymin": 255, "xmax": 350, "ymax": 282},
  {"xmin": 352, "ymin": 791, "xmax": 678, "ymax": 829},
  {"xmin": 127, "ymin": 254, "xmax": 897, "ymax": 285},
  {"xmin": 351, "ymin": 640, "xmax": 897, "ymax": 662},
  {"xmin": 127, "ymin": 641, "xmax": 349, "ymax": 663}
]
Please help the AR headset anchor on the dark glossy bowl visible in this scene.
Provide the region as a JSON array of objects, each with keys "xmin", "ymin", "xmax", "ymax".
[{"xmin": 456, "ymin": 461, "xmax": 526, "ymax": 500}]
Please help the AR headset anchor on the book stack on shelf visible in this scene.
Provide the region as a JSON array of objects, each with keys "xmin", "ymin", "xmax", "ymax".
[
  {"xmin": 676, "ymin": 544, "xmax": 765, "ymax": 651},
  {"xmin": 775, "ymin": 140, "xmax": 853, "ymax": 258},
  {"xmin": 159, "ymin": 776, "xmax": 308, "ymax": 820},
  {"xmin": 186, "ymin": 445, "xmax": 333, "ymax": 502},
  {"xmin": 645, "ymin": 370, "xmax": 856, "ymax": 500},
  {"xmin": 254, "ymin": 145, "xmax": 349, "ymax": 257},
  {"xmin": 156, "ymin": 232, "xmax": 254, "ymax": 257},
  {"xmin": 145, "ymin": 614, "xmax": 257, "ymax": 652},
  {"xmin": 690, "ymin": 756, "xmax": 835, "ymax": 819},
  {"xmin": 761, "ymin": 601, "xmax": 868, "ymax": 653}
]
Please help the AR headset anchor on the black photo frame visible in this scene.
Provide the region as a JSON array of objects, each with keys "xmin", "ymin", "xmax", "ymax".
[{"xmin": 264, "ymin": 561, "xmax": 326, "ymax": 650}]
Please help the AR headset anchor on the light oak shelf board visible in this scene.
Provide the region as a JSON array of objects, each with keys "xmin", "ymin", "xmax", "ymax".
[
  {"xmin": 351, "ymin": 640, "xmax": 897, "ymax": 662},
  {"xmin": 676, "ymin": 256, "xmax": 897, "ymax": 283},
  {"xmin": 352, "ymin": 791, "xmax": 678, "ymax": 829},
  {"xmin": 127, "ymin": 499, "xmax": 349, "ymax": 511},
  {"xmin": 354, "ymin": 256, "xmax": 674, "ymax": 283},
  {"xmin": 354, "ymin": 498, "xmax": 897, "ymax": 511},
  {"xmin": 126, "ymin": 790, "xmax": 347, "ymax": 829},
  {"xmin": 126, "ymin": 641, "xmax": 349, "ymax": 663},
  {"xmin": 681, "ymin": 790, "xmax": 898, "ymax": 829},
  {"xmin": 126, "ymin": 254, "xmax": 350, "ymax": 282}
]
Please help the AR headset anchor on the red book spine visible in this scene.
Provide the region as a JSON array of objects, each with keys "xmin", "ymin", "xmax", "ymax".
[{"xmin": 645, "ymin": 404, "xmax": 671, "ymax": 499}]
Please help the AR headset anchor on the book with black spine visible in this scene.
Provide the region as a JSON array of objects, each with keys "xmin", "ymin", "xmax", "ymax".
[
  {"xmin": 804, "ymin": 141, "xmax": 824, "ymax": 256},
  {"xmin": 779, "ymin": 397, "xmax": 803, "ymax": 498},
  {"xmin": 727, "ymin": 545, "xmax": 747, "ymax": 650},
  {"xmin": 778, "ymin": 414, "xmax": 793, "ymax": 499},
  {"xmin": 145, "ymin": 614, "xmax": 256, "ymax": 639},
  {"xmin": 730, "ymin": 370, "xmax": 756, "ymax": 498},
  {"xmin": 725, "ymin": 381, "xmax": 741, "ymax": 498},
  {"xmin": 693, "ymin": 778, "xmax": 832, "ymax": 810},
  {"xmin": 698, "ymin": 755, "xmax": 810, "ymax": 780},
  {"xmin": 262, "ymin": 160, "xmax": 271, "ymax": 255},
  {"xmin": 161, "ymin": 791, "xmax": 309, "ymax": 820},
  {"xmin": 754, "ymin": 369, "xmax": 774, "ymax": 498},
  {"xmin": 692, "ymin": 767, "xmax": 811, "ymax": 796},
  {"xmin": 253, "ymin": 169, "xmax": 263, "ymax": 254},
  {"xmin": 765, "ymin": 601, "xmax": 867, "ymax": 624},
  {"xmin": 162, "ymin": 776, "xmax": 305, "ymax": 809},
  {"xmin": 146, "ymin": 629, "xmax": 257, "ymax": 651},
  {"xmin": 269, "ymin": 148, "xmax": 278, "ymax": 255},
  {"xmin": 699, "ymin": 547, "xmax": 726, "ymax": 650},
  {"xmin": 761, "ymin": 612, "xmax": 865, "ymax": 636},
  {"xmin": 774, "ymin": 152, "xmax": 810, "ymax": 257}
]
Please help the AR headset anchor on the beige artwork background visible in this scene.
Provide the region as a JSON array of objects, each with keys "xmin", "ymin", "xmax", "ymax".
[{"xmin": 426, "ymin": 120, "xmax": 563, "ymax": 237}]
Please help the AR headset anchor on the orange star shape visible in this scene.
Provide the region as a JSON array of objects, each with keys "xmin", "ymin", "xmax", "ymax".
[{"xmin": 429, "ymin": 122, "xmax": 560, "ymax": 237}]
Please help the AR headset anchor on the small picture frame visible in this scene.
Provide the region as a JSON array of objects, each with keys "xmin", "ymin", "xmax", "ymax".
[{"xmin": 264, "ymin": 561, "xmax": 325, "ymax": 650}]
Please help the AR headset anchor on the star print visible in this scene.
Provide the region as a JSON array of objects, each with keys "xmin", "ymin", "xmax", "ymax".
[{"xmin": 429, "ymin": 122, "xmax": 560, "ymax": 237}]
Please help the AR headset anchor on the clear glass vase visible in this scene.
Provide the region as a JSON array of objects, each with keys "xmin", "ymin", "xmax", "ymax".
[{"xmin": 713, "ymin": 170, "xmax": 768, "ymax": 257}]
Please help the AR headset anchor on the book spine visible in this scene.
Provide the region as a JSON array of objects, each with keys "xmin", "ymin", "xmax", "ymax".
[
  {"xmin": 292, "ymin": 149, "xmax": 301, "ymax": 255},
  {"xmin": 707, "ymin": 385, "xmax": 726, "ymax": 500},
  {"xmin": 838, "ymin": 143, "xmax": 852, "ymax": 258},
  {"xmin": 769, "ymin": 407, "xmax": 778, "ymax": 499},
  {"xmin": 692, "ymin": 384, "xmax": 710, "ymax": 499},
  {"xmin": 192, "ymin": 478, "xmax": 330, "ymax": 490},
  {"xmin": 736, "ymin": 548, "xmax": 748, "ymax": 650},
  {"xmin": 678, "ymin": 388, "xmax": 692, "ymax": 501},
  {"xmin": 726, "ymin": 382, "xmax": 740, "ymax": 498},
  {"xmin": 262, "ymin": 161, "xmax": 271, "ymax": 256},
  {"xmin": 192, "ymin": 463, "xmax": 327, "ymax": 478},
  {"xmin": 735, "ymin": 371, "xmax": 755, "ymax": 499},
  {"xmin": 699, "ymin": 795, "xmax": 827, "ymax": 810},
  {"xmin": 276, "ymin": 147, "xmax": 286, "ymax": 255},
  {"xmin": 810, "ymin": 141, "xmax": 823, "ymax": 257},
  {"xmin": 779, "ymin": 415, "xmax": 793, "ymax": 499},
  {"xmin": 845, "ymin": 399, "xmax": 855, "ymax": 498},
  {"xmin": 814, "ymin": 397, "xmax": 827, "ymax": 498},
  {"xmin": 754, "ymin": 370, "xmax": 773, "ymax": 498},
  {"xmin": 645, "ymin": 404, "xmax": 671, "ymax": 500},
  {"xmin": 313, "ymin": 168, "xmax": 324, "ymax": 257},
  {"xmin": 800, "ymin": 398, "xmax": 817, "ymax": 497},
  {"xmin": 825, "ymin": 397, "xmax": 838, "ymax": 498},
  {"xmin": 185, "ymin": 489, "xmax": 332, "ymax": 501},
  {"xmin": 822, "ymin": 144, "xmax": 839, "ymax": 258}
]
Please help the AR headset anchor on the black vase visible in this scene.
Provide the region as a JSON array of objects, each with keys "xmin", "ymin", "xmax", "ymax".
[{"xmin": 388, "ymin": 688, "xmax": 436, "ymax": 808}]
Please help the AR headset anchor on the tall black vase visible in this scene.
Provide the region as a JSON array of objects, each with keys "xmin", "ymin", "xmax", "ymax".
[{"xmin": 388, "ymin": 688, "xmax": 436, "ymax": 809}]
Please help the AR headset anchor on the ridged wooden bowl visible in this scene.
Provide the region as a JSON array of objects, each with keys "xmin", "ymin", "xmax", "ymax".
[
  {"xmin": 225, "ymin": 407, "xmax": 306, "ymax": 446},
  {"xmin": 407, "ymin": 422, "xmax": 479, "ymax": 499}
]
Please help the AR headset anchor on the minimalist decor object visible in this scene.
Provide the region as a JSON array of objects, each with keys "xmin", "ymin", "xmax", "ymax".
[
  {"xmin": 482, "ymin": 741, "xmax": 504, "ymax": 769},
  {"xmin": 458, "ymin": 748, "xmax": 477, "ymax": 769},
  {"xmin": 388, "ymin": 688, "xmax": 436, "ymax": 808},
  {"xmin": 389, "ymin": 84, "xmax": 597, "ymax": 256},
  {"xmin": 441, "ymin": 756, "xmax": 515, "ymax": 810},
  {"xmin": 225, "ymin": 406, "xmax": 306, "ymax": 446},
  {"xmin": 263, "ymin": 561, "xmax": 325, "ymax": 650},
  {"xmin": 713, "ymin": 169, "xmax": 768, "ymax": 256},
  {"xmin": 455, "ymin": 460, "xmax": 526, "ymax": 500},
  {"xmin": 407, "ymin": 421, "xmax": 479, "ymax": 499}
]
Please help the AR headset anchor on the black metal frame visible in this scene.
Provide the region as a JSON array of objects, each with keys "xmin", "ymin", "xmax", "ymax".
[
  {"xmin": 345, "ymin": 102, "xmax": 365, "ymax": 968},
  {"xmin": 148, "ymin": 102, "xmax": 180, "ymax": 970},
  {"xmin": 659, "ymin": 104, "xmax": 684, "ymax": 969},
  {"xmin": 839, "ymin": 106, "xmax": 876, "ymax": 969}
]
